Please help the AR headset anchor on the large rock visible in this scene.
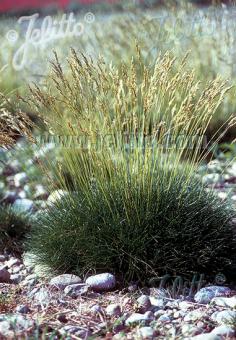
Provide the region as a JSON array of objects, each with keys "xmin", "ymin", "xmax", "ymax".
[
  {"xmin": 0, "ymin": 267, "xmax": 10, "ymax": 283},
  {"xmin": 85, "ymin": 273, "xmax": 116, "ymax": 292},
  {"xmin": 194, "ymin": 286, "xmax": 231, "ymax": 304},
  {"xmin": 49, "ymin": 274, "xmax": 82, "ymax": 289}
]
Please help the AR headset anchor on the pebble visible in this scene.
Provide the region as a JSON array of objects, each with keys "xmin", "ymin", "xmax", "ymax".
[
  {"xmin": 49, "ymin": 274, "xmax": 82, "ymax": 289},
  {"xmin": 0, "ymin": 267, "xmax": 10, "ymax": 283},
  {"xmin": 6, "ymin": 258, "xmax": 21, "ymax": 268},
  {"xmin": 137, "ymin": 326, "xmax": 155, "ymax": 339},
  {"xmin": 194, "ymin": 286, "xmax": 231, "ymax": 304},
  {"xmin": 34, "ymin": 288, "xmax": 51, "ymax": 306},
  {"xmin": 0, "ymin": 255, "xmax": 6, "ymax": 262},
  {"xmin": 181, "ymin": 324, "xmax": 202, "ymax": 336},
  {"xmin": 13, "ymin": 198, "xmax": 34, "ymax": 212},
  {"xmin": 90, "ymin": 304, "xmax": 102, "ymax": 314},
  {"xmin": 211, "ymin": 325, "xmax": 235, "ymax": 337},
  {"xmin": 158, "ymin": 314, "xmax": 171, "ymax": 323},
  {"xmin": 137, "ymin": 295, "xmax": 152, "ymax": 313},
  {"xmin": 64, "ymin": 283, "xmax": 89, "ymax": 297},
  {"xmin": 10, "ymin": 274, "xmax": 23, "ymax": 284},
  {"xmin": 105, "ymin": 304, "xmax": 121, "ymax": 317},
  {"xmin": 13, "ymin": 172, "xmax": 28, "ymax": 187},
  {"xmin": 0, "ymin": 320, "xmax": 11, "ymax": 337},
  {"xmin": 212, "ymin": 310, "xmax": 236, "ymax": 325},
  {"xmin": 184, "ymin": 310, "xmax": 205, "ymax": 322},
  {"xmin": 15, "ymin": 305, "xmax": 30, "ymax": 314},
  {"xmin": 85, "ymin": 273, "xmax": 116, "ymax": 292},
  {"xmin": 211, "ymin": 296, "xmax": 236, "ymax": 308},
  {"xmin": 47, "ymin": 190, "xmax": 68, "ymax": 204},
  {"xmin": 191, "ymin": 334, "xmax": 221, "ymax": 340},
  {"xmin": 125, "ymin": 312, "xmax": 153, "ymax": 326}
]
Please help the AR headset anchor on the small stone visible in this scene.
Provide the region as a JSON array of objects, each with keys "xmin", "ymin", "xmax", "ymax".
[
  {"xmin": 137, "ymin": 326, "xmax": 155, "ymax": 339},
  {"xmin": 212, "ymin": 310, "xmax": 236, "ymax": 325},
  {"xmin": 178, "ymin": 301, "xmax": 193, "ymax": 310},
  {"xmin": 105, "ymin": 304, "xmax": 121, "ymax": 317},
  {"xmin": 49, "ymin": 274, "xmax": 82, "ymax": 289},
  {"xmin": 10, "ymin": 274, "xmax": 23, "ymax": 284},
  {"xmin": 184, "ymin": 310, "xmax": 205, "ymax": 322},
  {"xmin": 125, "ymin": 312, "xmax": 152, "ymax": 326},
  {"xmin": 211, "ymin": 325, "xmax": 235, "ymax": 337},
  {"xmin": 13, "ymin": 199, "xmax": 34, "ymax": 212},
  {"xmin": 191, "ymin": 334, "xmax": 221, "ymax": 340},
  {"xmin": 211, "ymin": 296, "xmax": 236, "ymax": 308},
  {"xmin": 0, "ymin": 267, "xmax": 10, "ymax": 283},
  {"xmin": 34, "ymin": 288, "xmax": 51, "ymax": 306},
  {"xmin": 0, "ymin": 255, "xmax": 6, "ymax": 262},
  {"xmin": 64, "ymin": 283, "xmax": 89, "ymax": 297},
  {"xmin": 47, "ymin": 190, "xmax": 68, "ymax": 204},
  {"xmin": 194, "ymin": 286, "xmax": 231, "ymax": 304},
  {"xmin": 154, "ymin": 310, "xmax": 165, "ymax": 318},
  {"xmin": 182, "ymin": 324, "xmax": 202, "ymax": 336},
  {"xmin": 137, "ymin": 295, "xmax": 151, "ymax": 313},
  {"xmin": 0, "ymin": 320, "xmax": 11, "ymax": 337},
  {"xmin": 2, "ymin": 191, "xmax": 18, "ymax": 204},
  {"xmin": 149, "ymin": 297, "xmax": 164, "ymax": 308},
  {"xmin": 15, "ymin": 305, "xmax": 30, "ymax": 314},
  {"xmin": 158, "ymin": 314, "xmax": 170, "ymax": 323},
  {"xmin": 6, "ymin": 258, "xmax": 21, "ymax": 268},
  {"xmin": 14, "ymin": 173, "xmax": 28, "ymax": 187},
  {"xmin": 85, "ymin": 273, "xmax": 116, "ymax": 292},
  {"xmin": 91, "ymin": 304, "xmax": 102, "ymax": 314}
]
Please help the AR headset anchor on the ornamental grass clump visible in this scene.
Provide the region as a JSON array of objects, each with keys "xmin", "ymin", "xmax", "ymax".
[{"xmin": 26, "ymin": 50, "xmax": 236, "ymax": 282}]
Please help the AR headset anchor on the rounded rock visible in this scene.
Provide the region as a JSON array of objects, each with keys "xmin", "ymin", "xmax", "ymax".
[
  {"xmin": 85, "ymin": 273, "xmax": 116, "ymax": 292},
  {"xmin": 137, "ymin": 295, "xmax": 151, "ymax": 313},
  {"xmin": 105, "ymin": 304, "xmax": 121, "ymax": 317},
  {"xmin": 49, "ymin": 274, "xmax": 82, "ymax": 289}
]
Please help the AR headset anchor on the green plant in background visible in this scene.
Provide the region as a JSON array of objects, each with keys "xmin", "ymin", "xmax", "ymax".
[
  {"xmin": 0, "ymin": 205, "xmax": 31, "ymax": 255},
  {"xmin": 25, "ymin": 50, "xmax": 236, "ymax": 282}
]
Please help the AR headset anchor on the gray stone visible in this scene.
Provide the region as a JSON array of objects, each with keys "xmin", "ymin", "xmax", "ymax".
[
  {"xmin": 154, "ymin": 310, "xmax": 165, "ymax": 318},
  {"xmin": 137, "ymin": 326, "xmax": 155, "ymax": 339},
  {"xmin": 105, "ymin": 304, "xmax": 121, "ymax": 317},
  {"xmin": 149, "ymin": 297, "xmax": 165, "ymax": 308},
  {"xmin": 91, "ymin": 304, "xmax": 102, "ymax": 314},
  {"xmin": 212, "ymin": 310, "xmax": 236, "ymax": 325},
  {"xmin": 211, "ymin": 325, "xmax": 235, "ymax": 337},
  {"xmin": 158, "ymin": 314, "xmax": 171, "ymax": 323},
  {"xmin": 0, "ymin": 267, "xmax": 10, "ymax": 283},
  {"xmin": 211, "ymin": 296, "xmax": 236, "ymax": 308},
  {"xmin": 184, "ymin": 310, "xmax": 205, "ymax": 322},
  {"xmin": 49, "ymin": 274, "xmax": 82, "ymax": 289},
  {"xmin": 34, "ymin": 288, "xmax": 51, "ymax": 306},
  {"xmin": 10, "ymin": 274, "xmax": 23, "ymax": 284},
  {"xmin": 194, "ymin": 286, "xmax": 231, "ymax": 304},
  {"xmin": 125, "ymin": 312, "xmax": 153, "ymax": 326},
  {"xmin": 6, "ymin": 258, "xmax": 21, "ymax": 268},
  {"xmin": 13, "ymin": 199, "xmax": 34, "ymax": 212},
  {"xmin": 85, "ymin": 273, "xmax": 116, "ymax": 292},
  {"xmin": 0, "ymin": 255, "xmax": 6, "ymax": 262},
  {"xmin": 191, "ymin": 334, "xmax": 221, "ymax": 340},
  {"xmin": 137, "ymin": 295, "xmax": 152, "ymax": 313},
  {"xmin": 64, "ymin": 283, "xmax": 89, "ymax": 297},
  {"xmin": 60, "ymin": 325, "xmax": 91, "ymax": 338},
  {"xmin": 0, "ymin": 320, "xmax": 11, "ymax": 337},
  {"xmin": 14, "ymin": 172, "xmax": 28, "ymax": 187},
  {"xmin": 181, "ymin": 324, "xmax": 202, "ymax": 336},
  {"xmin": 15, "ymin": 305, "xmax": 30, "ymax": 314}
]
